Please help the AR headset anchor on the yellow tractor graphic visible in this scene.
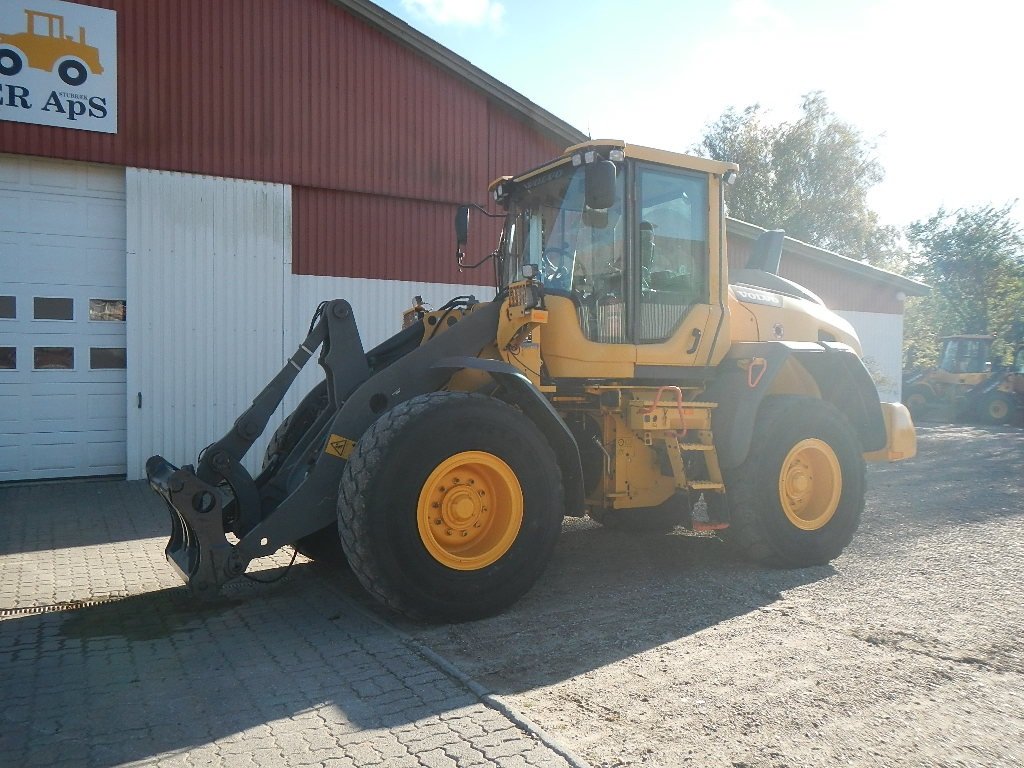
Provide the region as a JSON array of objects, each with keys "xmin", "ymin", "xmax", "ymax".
[{"xmin": 0, "ymin": 8, "xmax": 104, "ymax": 86}]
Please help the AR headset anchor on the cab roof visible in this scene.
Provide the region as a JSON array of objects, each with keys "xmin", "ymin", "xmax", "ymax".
[
  {"xmin": 564, "ymin": 139, "xmax": 739, "ymax": 177},
  {"xmin": 490, "ymin": 139, "xmax": 739, "ymax": 193}
]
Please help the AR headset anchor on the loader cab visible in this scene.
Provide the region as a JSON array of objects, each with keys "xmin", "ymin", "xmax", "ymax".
[
  {"xmin": 937, "ymin": 335, "xmax": 993, "ymax": 374},
  {"xmin": 491, "ymin": 141, "xmax": 737, "ymax": 378}
]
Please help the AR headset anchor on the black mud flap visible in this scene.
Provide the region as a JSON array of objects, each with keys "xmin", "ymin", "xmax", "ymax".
[{"xmin": 146, "ymin": 455, "xmax": 249, "ymax": 598}]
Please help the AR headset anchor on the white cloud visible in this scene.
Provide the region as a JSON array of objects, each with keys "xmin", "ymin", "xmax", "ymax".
[{"xmin": 401, "ymin": 0, "xmax": 504, "ymax": 28}]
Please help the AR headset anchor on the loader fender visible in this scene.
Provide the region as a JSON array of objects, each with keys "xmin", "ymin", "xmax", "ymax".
[
  {"xmin": 432, "ymin": 356, "xmax": 586, "ymax": 518},
  {"xmin": 706, "ymin": 341, "xmax": 887, "ymax": 470},
  {"xmin": 237, "ymin": 301, "xmax": 503, "ymax": 558}
]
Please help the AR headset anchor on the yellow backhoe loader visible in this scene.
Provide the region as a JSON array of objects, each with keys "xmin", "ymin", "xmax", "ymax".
[{"xmin": 147, "ymin": 140, "xmax": 916, "ymax": 621}]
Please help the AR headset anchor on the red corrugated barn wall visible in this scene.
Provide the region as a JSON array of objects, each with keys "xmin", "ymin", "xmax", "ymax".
[{"xmin": 0, "ymin": 0, "xmax": 571, "ymax": 285}]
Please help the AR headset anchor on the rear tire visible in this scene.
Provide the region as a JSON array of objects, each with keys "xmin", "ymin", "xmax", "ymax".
[
  {"xmin": 721, "ymin": 396, "xmax": 864, "ymax": 568},
  {"xmin": 337, "ymin": 392, "xmax": 564, "ymax": 621}
]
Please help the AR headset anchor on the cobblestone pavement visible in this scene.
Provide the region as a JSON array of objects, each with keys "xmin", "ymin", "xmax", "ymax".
[{"xmin": 0, "ymin": 480, "xmax": 588, "ymax": 768}]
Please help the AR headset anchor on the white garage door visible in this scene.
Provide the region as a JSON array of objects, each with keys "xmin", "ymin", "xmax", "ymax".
[{"xmin": 0, "ymin": 155, "xmax": 127, "ymax": 481}]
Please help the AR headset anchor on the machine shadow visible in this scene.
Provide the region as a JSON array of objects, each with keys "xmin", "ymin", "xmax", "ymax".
[
  {"xmin": 391, "ymin": 520, "xmax": 836, "ymax": 695},
  {"xmin": 1, "ymin": 565, "xmax": 473, "ymax": 768}
]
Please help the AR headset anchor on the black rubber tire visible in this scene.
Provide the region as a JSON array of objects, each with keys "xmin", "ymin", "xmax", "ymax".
[
  {"xmin": 57, "ymin": 59, "xmax": 88, "ymax": 86},
  {"xmin": 337, "ymin": 392, "xmax": 564, "ymax": 622},
  {"xmin": 902, "ymin": 385, "xmax": 931, "ymax": 420},
  {"xmin": 720, "ymin": 396, "xmax": 865, "ymax": 568},
  {"xmin": 0, "ymin": 48, "xmax": 23, "ymax": 76},
  {"xmin": 979, "ymin": 391, "xmax": 1014, "ymax": 425},
  {"xmin": 261, "ymin": 381, "xmax": 346, "ymax": 565},
  {"xmin": 590, "ymin": 494, "xmax": 691, "ymax": 533}
]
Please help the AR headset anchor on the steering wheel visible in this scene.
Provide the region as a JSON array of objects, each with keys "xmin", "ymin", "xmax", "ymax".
[{"xmin": 541, "ymin": 246, "xmax": 571, "ymax": 284}]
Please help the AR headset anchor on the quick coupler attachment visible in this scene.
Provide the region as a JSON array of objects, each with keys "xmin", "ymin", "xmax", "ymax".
[{"xmin": 145, "ymin": 456, "xmax": 249, "ymax": 598}]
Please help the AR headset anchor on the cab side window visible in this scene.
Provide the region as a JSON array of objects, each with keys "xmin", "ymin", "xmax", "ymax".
[{"xmin": 637, "ymin": 167, "xmax": 708, "ymax": 343}]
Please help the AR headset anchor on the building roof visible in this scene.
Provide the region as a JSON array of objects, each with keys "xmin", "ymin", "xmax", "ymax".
[
  {"xmin": 333, "ymin": 1, "xmax": 929, "ymax": 302},
  {"xmin": 727, "ymin": 218, "xmax": 930, "ymax": 297},
  {"xmin": 332, "ymin": 0, "xmax": 588, "ymax": 147}
]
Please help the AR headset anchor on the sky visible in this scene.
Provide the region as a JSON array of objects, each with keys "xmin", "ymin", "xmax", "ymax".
[{"xmin": 375, "ymin": 0, "xmax": 1023, "ymax": 231}]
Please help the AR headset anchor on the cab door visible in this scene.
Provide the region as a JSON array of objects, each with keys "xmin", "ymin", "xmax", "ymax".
[{"xmin": 631, "ymin": 163, "xmax": 724, "ymax": 373}]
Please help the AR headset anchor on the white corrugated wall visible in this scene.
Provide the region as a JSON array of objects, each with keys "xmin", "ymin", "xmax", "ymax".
[
  {"xmin": 126, "ymin": 170, "xmax": 290, "ymax": 479},
  {"xmin": 126, "ymin": 169, "xmax": 493, "ymax": 480},
  {"xmin": 837, "ymin": 310, "xmax": 904, "ymax": 403}
]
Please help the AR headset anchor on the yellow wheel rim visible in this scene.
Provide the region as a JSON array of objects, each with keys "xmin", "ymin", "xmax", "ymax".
[
  {"xmin": 989, "ymin": 398, "xmax": 1009, "ymax": 420},
  {"xmin": 417, "ymin": 451, "xmax": 523, "ymax": 570},
  {"xmin": 778, "ymin": 438, "xmax": 842, "ymax": 531}
]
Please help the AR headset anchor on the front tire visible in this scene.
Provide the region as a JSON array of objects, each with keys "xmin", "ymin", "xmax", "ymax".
[
  {"xmin": 57, "ymin": 59, "xmax": 88, "ymax": 86},
  {"xmin": 979, "ymin": 391, "xmax": 1014, "ymax": 425},
  {"xmin": 337, "ymin": 392, "xmax": 564, "ymax": 621},
  {"xmin": 721, "ymin": 396, "xmax": 865, "ymax": 567}
]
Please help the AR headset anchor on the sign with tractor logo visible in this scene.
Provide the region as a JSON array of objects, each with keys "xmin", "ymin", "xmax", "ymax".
[{"xmin": 0, "ymin": 0, "xmax": 116, "ymax": 133}]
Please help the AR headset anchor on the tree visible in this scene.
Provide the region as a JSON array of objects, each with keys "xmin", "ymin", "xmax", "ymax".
[
  {"xmin": 695, "ymin": 92, "xmax": 898, "ymax": 265},
  {"xmin": 902, "ymin": 203, "xmax": 1024, "ymax": 367}
]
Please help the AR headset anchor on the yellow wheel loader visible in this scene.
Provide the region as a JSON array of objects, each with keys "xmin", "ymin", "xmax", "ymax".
[
  {"xmin": 965, "ymin": 341, "xmax": 1024, "ymax": 425},
  {"xmin": 901, "ymin": 335, "xmax": 996, "ymax": 420},
  {"xmin": 902, "ymin": 335, "xmax": 1023, "ymax": 424},
  {"xmin": 147, "ymin": 140, "xmax": 916, "ymax": 621}
]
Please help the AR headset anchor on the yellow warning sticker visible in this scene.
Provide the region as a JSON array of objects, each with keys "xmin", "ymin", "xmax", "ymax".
[{"xmin": 324, "ymin": 434, "xmax": 356, "ymax": 460}]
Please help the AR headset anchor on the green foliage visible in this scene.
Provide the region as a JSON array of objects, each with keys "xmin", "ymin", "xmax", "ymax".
[
  {"xmin": 695, "ymin": 91, "xmax": 1023, "ymax": 372},
  {"xmin": 696, "ymin": 92, "xmax": 899, "ymax": 264},
  {"xmin": 902, "ymin": 204, "xmax": 1024, "ymax": 368}
]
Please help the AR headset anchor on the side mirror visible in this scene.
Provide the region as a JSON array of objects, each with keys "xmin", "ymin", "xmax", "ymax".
[
  {"xmin": 455, "ymin": 206, "xmax": 470, "ymax": 247},
  {"xmin": 585, "ymin": 160, "xmax": 617, "ymax": 210}
]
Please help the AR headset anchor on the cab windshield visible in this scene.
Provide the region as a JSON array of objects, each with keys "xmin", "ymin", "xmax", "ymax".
[
  {"xmin": 500, "ymin": 159, "xmax": 709, "ymax": 345},
  {"xmin": 501, "ymin": 163, "xmax": 625, "ymax": 298}
]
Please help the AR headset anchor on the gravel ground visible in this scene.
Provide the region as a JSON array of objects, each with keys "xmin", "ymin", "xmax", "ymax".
[{"xmin": 382, "ymin": 422, "xmax": 1024, "ymax": 767}]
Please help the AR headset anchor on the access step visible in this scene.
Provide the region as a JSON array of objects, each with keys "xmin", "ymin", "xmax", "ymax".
[{"xmin": 688, "ymin": 481, "xmax": 724, "ymax": 491}]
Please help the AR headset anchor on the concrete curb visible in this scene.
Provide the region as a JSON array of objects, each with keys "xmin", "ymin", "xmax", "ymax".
[{"xmin": 332, "ymin": 587, "xmax": 594, "ymax": 768}]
